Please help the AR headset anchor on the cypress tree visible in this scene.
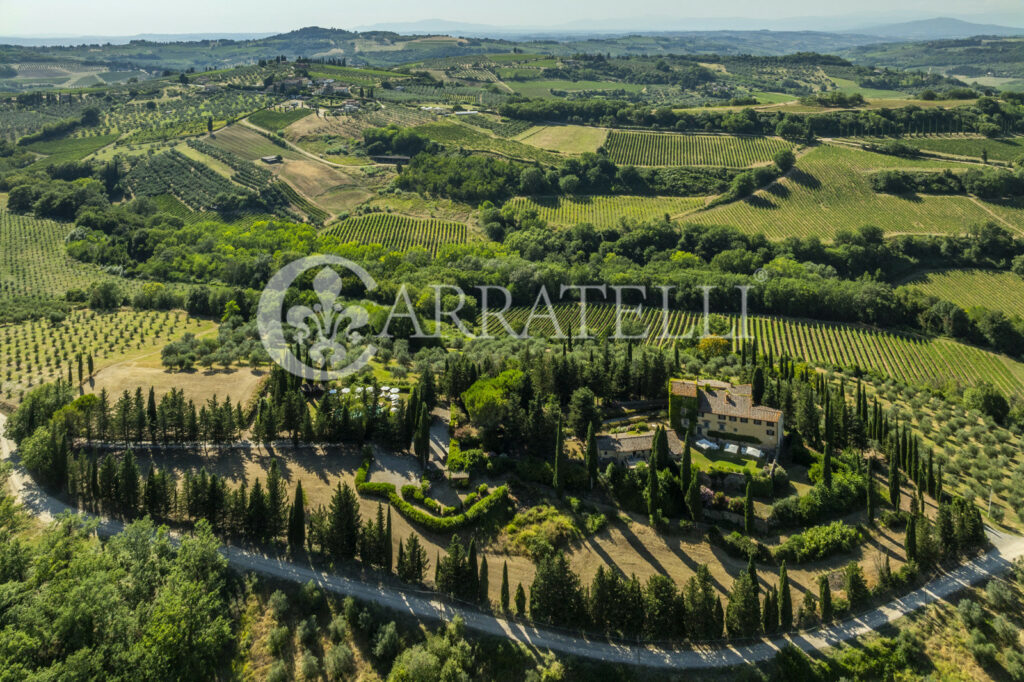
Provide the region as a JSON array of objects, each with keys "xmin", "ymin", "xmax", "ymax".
[
  {"xmin": 681, "ymin": 427, "xmax": 693, "ymax": 491},
  {"xmin": 468, "ymin": 538, "xmax": 479, "ymax": 597},
  {"xmin": 866, "ymin": 462, "xmax": 875, "ymax": 524},
  {"xmin": 687, "ymin": 475, "xmax": 703, "ymax": 522},
  {"xmin": 585, "ymin": 423, "xmax": 598, "ymax": 489},
  {"xmin": 747, "ymin": 555, "xmax": 757, "ymax": 593},
  {"xmin": 889, "ymin": 462, "xmax": 901, "ymax": 510},
  {"xmin": 751, "ymin": 366, "xmax": 765, "ymax": 405},
  {"xmin": 287, "ymin": 481, "xmax": 305, "ymax": 554},
  {"xmin": 500, "ymin": 561, "xmax": 510, "ymax": 612},
  {"xmin": 778, "ymin": 561, "xmax": 792, "ymax": 630},
  {"xmin": 744, "ymin": 482, "xmax": 754, "ymax": 535},
  {"xmin": 553, "ymin": 417, "xmax": 565, "ymax": 494},
  {"xmin": 906, "ymin": 515, "xmax": 917, "ymax": 563},
  {"xmin": 819, "ymin": 575, "xmax": 833, "ymax": 622},
  {"xmin": 478, "ymin": 555, "xmax": 489, "ymax": 606},
  {"xmin": 515, "ymin": 583, "xmax": 527, "ymax": 616},
  {"xmin": 647, "ymin": 453, "xmax": 660, "ymax": 520},
  {"xmin": 927, "ymin": 449, "xmax": 935, "ymax": 498},
  {"xmin": 385, "ymin": 507, "xmax": 393, "ymax": 572}
]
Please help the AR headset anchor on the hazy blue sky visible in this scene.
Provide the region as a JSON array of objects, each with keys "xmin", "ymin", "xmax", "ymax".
[{"xmin": 1, "ymin": 0, "xmax": 1021, "ymax": 36}]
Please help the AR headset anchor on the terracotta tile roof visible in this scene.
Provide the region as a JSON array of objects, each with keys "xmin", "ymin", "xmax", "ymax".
[
  {"xmin": 670, "ymin": 378, "xmax": 732, "ymax": 397},
  {"xmin": 596, "ymin": 433, "xmax": 654, "ymax": 453},
  {"xmin": 671, "ymin": 379, "xmax": 781, "ymax": 423}
]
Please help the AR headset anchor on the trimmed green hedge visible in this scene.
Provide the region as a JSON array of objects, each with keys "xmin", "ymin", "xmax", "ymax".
[
  {"xmin": 400, "ymin": 483, "xmax": 454, "ymax": 516},
  {"xmin": 356, "ymin": 458, "xmax": 509, "ymax": 532}
]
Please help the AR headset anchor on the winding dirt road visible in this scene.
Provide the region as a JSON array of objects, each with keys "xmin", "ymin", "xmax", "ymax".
[{"xmin": 3, "ymin": 411, "xmax": 1022, "ymax": 669}]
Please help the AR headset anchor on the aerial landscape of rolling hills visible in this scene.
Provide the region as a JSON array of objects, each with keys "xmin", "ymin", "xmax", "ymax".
[{"xmin": 4, "ymin": 1, "xmax": 1024, "ymax": 679}]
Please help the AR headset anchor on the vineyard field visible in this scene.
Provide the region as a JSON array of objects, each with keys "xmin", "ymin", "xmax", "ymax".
[
  {"xmin": 505, "ymin": 195, "xmax": 704, "ymax": 228},
  {"xmin": 856, "ymin": 135, "xmax": 1024, "ymax": 163},
  {"xmin": 458, "ymin": 114, "xmax": 532, "ymax": 138},
  {"xmin": 149, "ymin": 194, "xmax": 282, "ymax": 228},
  {"xmin": 488, "ymin": 303, "xmax": 1024, "ymax": 395},
  {"xmin": 509, "ymin": 79, "xmax": 646, "ymax": 99},
  {"xmin": 207, "ymin": 124, "xmax": 303, "ymax": 160},
  {"xmin": 24, "ymin": 134, "xmax": 119, "ymax": 168},
  {"xmin": 0, "ymin": 209, "xmax": 139, "ymax": 306},
  {"xmin": 605, "ymin": 131, "xmax": 792, "ymax": 167},
  {"xmin": 322, "ymin": 213, "xmax": 467, "ymax": 255},
  {"xmin": 903, "ymin": 269, "xmax": 1024, "ymax": 319},
  {"xmin": 248, "ymin": 107, "xmax": 314, "ymax": 132},
  {"xmin": 689, "ymin": 144, "xmax": 1024, "ymax": 240}
]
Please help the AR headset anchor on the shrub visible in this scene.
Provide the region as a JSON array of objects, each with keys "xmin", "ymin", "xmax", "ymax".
[
  {"xmin": 299, "ymin": 581, "xmax": 325, "ymax": 612},
  {"xmin": 992, "ymin": 614, "xmax": 1019, "ymax": 645},
  {"xmin": 328, "ymin": 614, "xmax": 347, "ymax": 643},
  {"xmin": 708, "ymin": 527, "xmax": 771, "ymax": 562},
  {"xmin": 968, "ymin": 628, "xmax": 998, "ymax": 666},
  {"xmin": 986, "ymin": 580, "xmax": 1014, "ymax": 612},
  {"xmin": 297, "ymin": 616, "xmax": 318, "ymax": 649},
  {"xmin": 373, "ymin": 621, "xmax": 402, "ymax": 663},
  {"xmin": 325, "ymin": 643, "xmax": 355, "ymax": 681},
  {"xmin": 774, "ymin": 521, "xmax": 861, "ymax": 563},
  {"xmin": 958, "ymin": 598, "xmax": 985, "ymax": 628},
  {"xmin": 300, "ymin": 652, "xmax": 322, "ymax": 680},
  {"xmin": 268, "ymin": 589, "xmax": 289, "ymax": 620},
  {"xmin": 267, "ymin": 661, "xmax": 288, "ymax": 682},
  {"xmin": 268, "ymin": 625, "xmax": 291, "ymax": 657}
]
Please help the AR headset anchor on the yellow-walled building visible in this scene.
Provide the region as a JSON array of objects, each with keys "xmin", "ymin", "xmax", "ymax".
[{"xmin": 669, "ymin": 379, "xmax": 783, "ymax": 454}]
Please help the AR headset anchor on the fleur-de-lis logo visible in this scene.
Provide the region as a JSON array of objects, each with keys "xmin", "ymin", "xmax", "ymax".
[
  {"xmin": 258, "ymin": 255, "xmax": 378, "ymax": 380},
  {"xmin": 286, "ymin": 267, "xmax": 370, "ymax": 369}
]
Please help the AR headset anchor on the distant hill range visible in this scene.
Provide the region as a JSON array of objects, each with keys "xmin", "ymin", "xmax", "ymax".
[
  {"xmin": 3, "ymin": 16, "xmax": 1022, "ymax": 48},
  {"xmin": 0, "ymin": 33, "xmax": 275, "ymax": 47},
  {"xmin": 852, "ymin": 17, "xmax": 1024, "ymax": 41}
]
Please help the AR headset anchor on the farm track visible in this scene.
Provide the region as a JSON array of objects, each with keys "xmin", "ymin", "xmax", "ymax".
[{"xmin": 2, "ymin": 411, "xmax": 1023, "ymax": 669}]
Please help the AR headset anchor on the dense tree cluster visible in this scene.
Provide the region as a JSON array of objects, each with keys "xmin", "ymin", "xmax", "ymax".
[
  {"xmin": 396, "ymin": 148, "xmax": 738, "ymax": 203},
  {"xmin": 500, "ymin": 97, "xmax": 1024, "ymax": 138}
]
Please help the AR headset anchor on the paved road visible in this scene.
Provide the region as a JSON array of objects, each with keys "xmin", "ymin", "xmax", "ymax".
[{"xmin": 3, "ymin": 411, "xmax": 1023, "ymax": 668}]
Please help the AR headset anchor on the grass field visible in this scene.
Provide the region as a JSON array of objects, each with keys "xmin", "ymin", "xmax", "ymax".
[
  {"xmin": 356, "ymin": 194, "xmax": 476, "ymax": 223},
  {"xmin": 413, "ymin": 121, "xmax": 563, "ymax": 164},
  {"xmin": 322, "ymin": 213, "xmax": 467, "ymax": 255},
  {"xmin": 0, "ymin": 309, "xmax": 213, "ymax": 405},
  {"xmin": 272, "ymin": 158, "xmax": 374, "ymax": 216},
  {"xmin": 604, "ymin": 131, "xmax": 792, "ymax": 167},
  {"xmin": 515, "ymin": 125, "xmax": 609, "ymax": 154},
  {"xmin": 24, "ymin": 133, "xmax": 119, "ymax": 168},
  {"xmin": 827, "ymin": 77, "xmax": 905, "ymax": 99},
  {"xmin": 505, "ymin": 195, "xmax": 705, "ymax": 229},
  {"xmin": 490, "ymin": 303, "xmax": 1024, "ymax": 395},
  {"xmin": 860, "ymin": 135, "xmax": 1024, "ymax": 163},
  {"xmin": 248, "ymin": 107, "xmax": 313, "ymax": 132},
  {"xmin": 689, "ymin": 143, "xmax": 1024, "ymax": 240},
  {"xmin": 902, "ymin": 269, "xmax": 1024, "ymax": 319}
]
